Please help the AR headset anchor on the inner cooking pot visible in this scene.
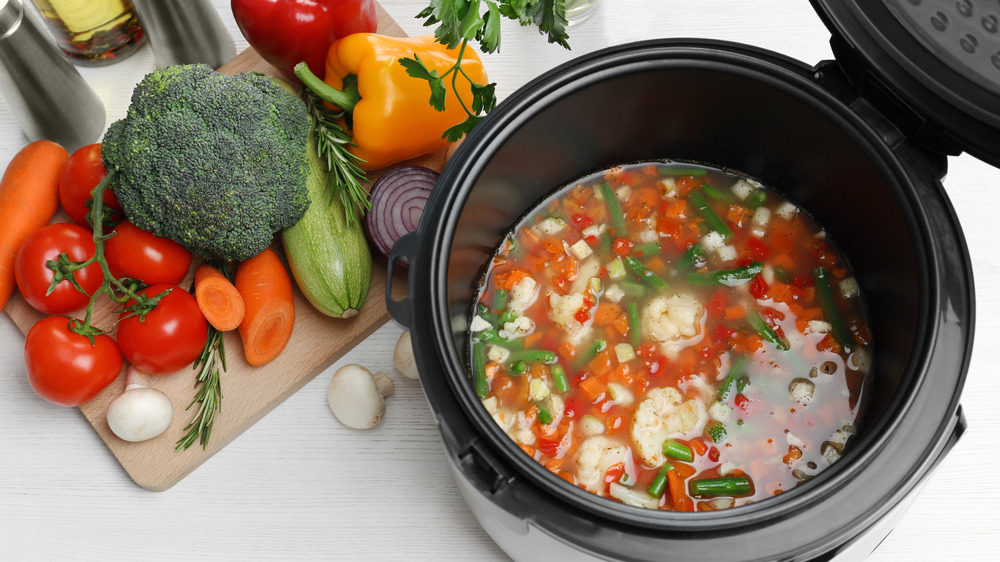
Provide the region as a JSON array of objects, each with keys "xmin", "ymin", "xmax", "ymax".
[{"xmin": 389, "ymin": 39, "xmax": 972, "ymax": 562}]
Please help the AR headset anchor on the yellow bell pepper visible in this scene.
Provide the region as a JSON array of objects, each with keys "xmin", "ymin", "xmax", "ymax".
[{"xmin": 300, "ymin": 33, "xmax": 488, "ymax": 171}]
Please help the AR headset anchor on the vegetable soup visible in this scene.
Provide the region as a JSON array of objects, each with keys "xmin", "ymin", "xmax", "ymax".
[{"xmin": 468, "ymin": 162, "xmax": 872, "ymax": 511}]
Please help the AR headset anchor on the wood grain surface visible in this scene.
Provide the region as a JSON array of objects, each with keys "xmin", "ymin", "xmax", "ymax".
[{"xmin": 1, "ymin": 4, "xmax": 437, "ymax": 492}]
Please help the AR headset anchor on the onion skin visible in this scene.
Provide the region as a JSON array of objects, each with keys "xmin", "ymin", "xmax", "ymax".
[{"xmin": 365, "ymin": 166, "xmax": 438, "ymax": 260}]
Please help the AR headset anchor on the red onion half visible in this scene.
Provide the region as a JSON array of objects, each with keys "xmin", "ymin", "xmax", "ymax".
[{"xmin": 365, "ymin": 165, "xmax": 438, "ymax": 260}]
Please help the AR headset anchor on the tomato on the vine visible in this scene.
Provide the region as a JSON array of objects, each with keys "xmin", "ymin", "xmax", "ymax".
[
  {"xmin": 104, "ymin": 220, "xmax": 192, "ymax": 285},
  {"xmin": 15, "ymin": 223, "xmax": 103, "ymax": 315},
  {"xmin": 58, "ymin": 143, "xmax": 121, "ymax": 229},
  {"xmin": 24, "ymin": 316, "xmax": 123, "ymax": 406},
  {"xmin": 116, "ymin": 284, "xmax": 207, "ymax": 375}
]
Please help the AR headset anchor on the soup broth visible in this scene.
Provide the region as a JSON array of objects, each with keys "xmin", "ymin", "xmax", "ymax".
[{"xmin": 469, "ymin": 161, "xmax": 872, "ymax": 511}]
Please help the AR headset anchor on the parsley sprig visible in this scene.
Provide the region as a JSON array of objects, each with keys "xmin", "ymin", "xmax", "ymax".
[{"xmin": 401, "ymin": 0, "xmax": 571, "ymax": 141}]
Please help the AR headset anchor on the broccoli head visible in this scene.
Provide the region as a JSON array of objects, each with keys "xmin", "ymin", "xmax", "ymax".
[{"xmin": 102, "ymin": 64, "xmax": 310, "ymax": 262}]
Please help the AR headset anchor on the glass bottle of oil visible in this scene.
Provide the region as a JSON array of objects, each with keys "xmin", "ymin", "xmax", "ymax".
[{"xmin": 29, "ymin": 0, "xmax": 145, "ymax": 65}]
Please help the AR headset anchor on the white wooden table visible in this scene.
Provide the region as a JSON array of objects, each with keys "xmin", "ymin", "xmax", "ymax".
[{"xmin": 0, "ymin": 1, "xmax": 996, "ymax": 560}]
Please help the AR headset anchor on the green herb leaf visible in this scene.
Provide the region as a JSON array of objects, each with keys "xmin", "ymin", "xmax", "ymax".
[{"xmin": 399, "ymin": 54, "xmax": 448, "ymax": 111}]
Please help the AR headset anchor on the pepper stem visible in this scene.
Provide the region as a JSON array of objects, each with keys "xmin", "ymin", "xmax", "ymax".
[{"xmin": 294, "ymin": 61, "xmax": 360, "ymax": 113}]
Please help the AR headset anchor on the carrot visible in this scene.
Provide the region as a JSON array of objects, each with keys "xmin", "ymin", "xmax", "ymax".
[
  {"xmin": 497, "ymin": 268, "xmax": 530, "ymax": 291},
  {"xmin": 578, "ymin": 375, "xmax": 608, "ymax": 403},
  {"xmin": 723, "ymin": 305, "xmax": 746, "ymax": 320},
  {"xmin": 0, "ymin": 140, "xmax": 68, "ymax": 310},
  {"xmin": 594, "ymin": 302, "xmax": 622, "ymax": 325},
  {"xmin": 194, "ymin": 263, "xmax": 245, "ymax": 331},
  {"xmin": 667, "ymin": 468, "xmax": 694, "ymax": 512},
  {"xmin": 235, "ymin": 248, "xmax": 295, "ymax": 366}
]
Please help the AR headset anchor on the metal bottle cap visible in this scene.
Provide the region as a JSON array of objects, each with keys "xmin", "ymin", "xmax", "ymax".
[
  {"xmin": 0, "ymin": 0, "xmax": 105, "ymax": 152},
  {"xmin": 132, "ymin": 0, "xmax": 235, "ymax": 69}
]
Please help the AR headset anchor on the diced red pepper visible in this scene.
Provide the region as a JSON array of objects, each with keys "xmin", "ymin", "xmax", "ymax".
[
  {"xmin": 613, "ymin": 238, "xmax": 634, "ymax": 256},
  {"xmin": 712, "ymin": 323, "xmax": 735, "ymax": 341},
  {"xmin": 564, "ymin": 397, "xmax": 585, "ymax": 418},
  {"xmin": 708, "ymin": 446, "xmax": 721, "ymax": 463},
  {"xmin": 748, "ymin": 236, "xmax": 771, "ymax": 260},
  {"xmin": 706, "ymin": 290, "xmax": 727, "ymax": 318},
  {"xmin": 572, "ymin": 213, "xmax": 594, "ymax": 229},
  {"xmin": 734, "ymin": 393, "xmax": 750, "ymax": 413},
  {"xmin": 749, "ymin": 273, "xmax": 770, "ymax": 300},
  {"xmin": 636, "ymin": 342, "xmax": 658, "ymax": 358},
  {"xmin": 574, "ymin": 308, "xmax": 590, "ymax": 324},
  {"xmin": 537, "ymin": 438, "xmax": 561, "ymax": 458}
]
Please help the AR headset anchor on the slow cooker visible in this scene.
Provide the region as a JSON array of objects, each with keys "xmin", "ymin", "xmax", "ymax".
[{"xmin": 386, "ymin": 1, "xmax": 992, "ymax": 560}]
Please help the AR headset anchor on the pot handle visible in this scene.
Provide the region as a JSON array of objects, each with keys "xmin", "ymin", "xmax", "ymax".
[{"xmin": 385, "ymin": 231, "xmax": 419, "ymax": 329}]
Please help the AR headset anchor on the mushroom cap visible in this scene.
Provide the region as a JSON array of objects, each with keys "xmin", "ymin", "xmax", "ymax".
[
  {"xmin": 393, "ymin": 331, "xmax": 419, "ymax": 379},
  {"xmin": 328, "ymin": 364, "xmax": 390, "ymax": 429},
  {"xmin": 107, "ymin": 387, "xmax": 174, "ymax": 442}
]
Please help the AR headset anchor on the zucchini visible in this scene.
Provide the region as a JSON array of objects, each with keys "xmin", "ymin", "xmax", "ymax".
[{"xmin": 280, "ymin": 122, "xmax": 372, "ymax": 318}]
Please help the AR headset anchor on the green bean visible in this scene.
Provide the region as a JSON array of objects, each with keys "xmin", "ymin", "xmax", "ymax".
[
  {"xmin": 509, "ymin": 349, "xmax": 558, "ymax": 365},
  {"xmin": 535, "ymin": 403, "xmax": 552, "ymax": 425},
  {"xmin": 662, "ymin": 440, "xmax": 694, "ymax": 463},
  {"xmin": 717, "ymin": 354, "xmax": 748, "ymax": 400},
  {"xmin": 663, "ymin": 167, "xmax": 707, "ymax": 177},
  {"xmin": 498, "ymin": 310, "xmax": 517, "ymax": 326},
  {"xmin": 647, "ymin": 463, "xmax": 675, "ymax": 498},
  {"xmin": 627, "ymin": 301, "xmax": 641, "ymax": 347},
  {"xmin": 620, "ymin": 281, "xmax": 647, "ymax": 297},
  {"xmin": 581, "ymin": 338, "xmax": 607, "ymax": 363},
  {"xmin": 509, "ymin": 360, "xmax": 528, "ymax": 376},
  {"xmin": 744, "ymin": 189, "xmax": 767, "ymax": 209},
  {"xmin": 814, "ymin": 267, "xmax": 853, "ymax": 350},
  {"xmin": 472, "ymin": 340, "xmax": 489, "ymax": 398},
  {"xmin": 687, "ymin": 261, "xmax": 763, "ymax": 286},
  {"xmin": 689, "ymin": 189, "xmax": 733, "ymax": 239},
  {"xmin": 634, "ymin": 242, "xmax": 661, "ymax": 258},
  {"xmin": 552, "ymin": 363, "xmax": 569, "ymax": 393},
  {"xmin": 675, "ymin": 243, "xmax": 705, "ymax": 270},
  {"xmin": 623, "ymin": 256, "xmax": 669, "ymax": 289},
  {"xmin": 475, "ymin": 329, "xmax": 523, "ymax": 349},
  {"xmin": 492, "ymin": 288, "xmax": 509, "ymax": 312},
  {"xmin": 476, "ymin": 303, "xmax": 497, "ymax": 325},
  {"xmin": 689, "ymin": 476, "xmax": 753, "ymax": 497},
  {"xmin": 599, "ymin": 182, "xmax": 627, "ymax": 234},
  {"xmin": 748, "ymin": 311, "xmax": 789, "ymax": 351},
  {"xmin": 701, "ymin": 183, "xmax": 735, "ymax": 203},
  {"xmin": 600, "ymin": 230, "xmax": 612, "ymax": 255}
]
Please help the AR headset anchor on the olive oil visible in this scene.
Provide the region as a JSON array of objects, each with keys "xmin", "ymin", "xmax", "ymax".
[{"xmin": 30, "ymin": 0, "xmax": 145, "ymax": 65}]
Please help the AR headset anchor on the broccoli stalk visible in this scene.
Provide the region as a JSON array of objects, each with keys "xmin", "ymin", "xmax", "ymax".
[{"xmin": 101, "ymin": 64, "xmax": 311, "ymax": 262}]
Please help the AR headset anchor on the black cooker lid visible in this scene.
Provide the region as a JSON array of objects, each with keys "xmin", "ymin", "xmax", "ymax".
[{"xmin": 813, "ymin": 0, "xmax": 1000, "ymax": 167}]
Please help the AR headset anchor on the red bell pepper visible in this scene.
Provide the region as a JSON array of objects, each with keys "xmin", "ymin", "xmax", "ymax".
[{"xmin": 231, "ymin": 0, "xmax": 377, "ymax": 78}]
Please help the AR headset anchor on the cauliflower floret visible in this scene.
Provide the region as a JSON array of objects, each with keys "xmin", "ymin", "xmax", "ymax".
[
  {"xmin": 482, "ymin": 396, "xmax": 515, "ymax": 433},
  {"xmin": 470, "ymin": 314, "xmax": 492, "ymax": 332},
  {"xmin": 498, "ymin": 315, "xmax": 534, "ymax": 340},
  {"xmin": 507, "ymin": 276, "xmax": 539, "ymax": 314},
  {"xmin": 540, "ymin": 394, "xmax": 565, "ymax": 427},
  {"xmin": 642, "ymin": 294, "xmax": 704, "ymax": 343},
  {"xmin": 574, "ymin": 436, "xmax": 631, "ymax": 495},
  {"xmin": 631, "ymin": 387, "xmax": 707, "ymax": 467},
  {"xmin": 549, "ymin": 291, "xmax": 591, "ymax": 343}
]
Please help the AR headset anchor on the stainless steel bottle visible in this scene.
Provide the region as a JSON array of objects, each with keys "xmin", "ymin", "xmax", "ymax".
[
  {"xmin": 0, "ymin": 0, "xmax": 106, "ymax": 152},
  {"xmin": 131, "ymin": 0, "xmax": 235, "ymax": 69}
]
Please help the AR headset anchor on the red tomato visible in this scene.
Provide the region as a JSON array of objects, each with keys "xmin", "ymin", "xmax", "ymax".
[
  {"xmin": 116, "ymin": 284, "xmax": 208, "ymax": 375},
  {"xmin": 15, "ymin": 223, "xmax": 103, "ymax": 315},
  {"xmin": 24, "ymin": 316, "xmax": 123, "ymax": 406},
  {"xmin": 104, "ymin": 220, "xmax": 192, "ymax": 285},
  {"xmin": 58, "ymin": 143, "xmax": 121, "ymax": 229}
]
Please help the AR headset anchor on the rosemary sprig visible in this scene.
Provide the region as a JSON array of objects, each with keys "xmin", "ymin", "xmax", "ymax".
[
  {"xmin": 176, "ymin": 325, "xmax": 225, "ymax": 451},
  {"xmin": 176, "ymin": 264, "xmax": 231, "ymax": 451},
  {"xmin": 300, "ymin": 86, "xmax": 370, "ymax": 225}
]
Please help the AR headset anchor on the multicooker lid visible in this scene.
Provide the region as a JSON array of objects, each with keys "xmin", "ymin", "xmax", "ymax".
[{"xmin": 813, "ymin": 0, "xmax": 1000, "ymax": 167}]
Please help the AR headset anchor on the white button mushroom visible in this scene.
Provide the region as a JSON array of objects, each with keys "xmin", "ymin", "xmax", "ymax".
[
  {"xmin": 106, "ymin": 366, "xmax": 174, "ymax": 443},
  {"xmin": 328, "ymin": 364, "xmax": 395, "ymax": 429},
  {"xmin": 393, "ymin": 331, "xmax": 419, "ymax": 379}
]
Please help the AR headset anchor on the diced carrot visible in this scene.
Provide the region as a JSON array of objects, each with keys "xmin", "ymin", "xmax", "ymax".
[
  {"xmin": 723, "ymin": 305, "xmax": 746, "ymax": 320},
  {"xmin": 578, "ymin": 375, "xmax": 608, "ymax": 403},
  {"xmin": 606, "ymin": 413, "xmax": 625, "ymax": 434},
  {"xmin": 523, "ymin": 332, "xmax": 544, "ymax": 348},
  {"xmin": 557, "ymin": 471, "xmax": 575, "ymax": 485},
  {"xmin": 588, "ymin": 349, "xmax": 615, "ymax": 377},
  {"xmin": 519, "ymin": 444, "xmax": 536, "ymax": 458},
  {"xmin": 538, "ymin": 237, "xmax": 563, "ymax": 256},
  {"xmin": 611, "ymin": 312, "xmax": 630, "ymax": 336},
  {"xmin": 628, "ymin": 186, "xmax": 660, "ymax": 217},
  {"xmin": 645, "ymin": 255, "xmax": 667, "ymax": 275},
  {"xmin": 559, "ymin": 341, "xmax": 577, "ymax": 360},
  {"xmin": 667, "ymin": 469, "xmax": 694, "ymax": 512},
  {"xmin": 726, "ymin": 204, "xmax": 751, "ymax": 227},
  {"xmin": 672, "ymin": 462, "xmax": 697, "ymax": 479},
  {"xmin": 594, "ymin": 302, "xmax": 623, "ymax": 325},
  {"xmin": 690, "ymin": 437, "xmax": 708, "ymax": 457},
  {"xmin": 558, "ymin": 255, "xmax": 578, "ymax": 279},
  {"xmin": 544, "ymin": 458, "xmax": 563, "ymax": 473},
  {"xmin": 770, "ymin": 281, "xmax": 794, "ymax": 304},
  {"xmin": 612, "ymin": 362, "xmax": 634, "ymax": 385},
  {"xmin": 675, "ymin": 176, "xmax": 701, "ymax": 197},
  {"xmin": 832, "ymin": 266, "xmax": 848, "ymax": 278},
  {"xmin": 662, "ymin": 198, "xmax": 688, "ymax": 219},
  {"xmin": 497, "ymin": 268, "xmax": 531, "ymax": 290}
]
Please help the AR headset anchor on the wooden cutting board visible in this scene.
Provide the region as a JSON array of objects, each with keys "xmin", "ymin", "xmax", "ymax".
[{"xmin": 3, "ymin": 4, "xmax": 443, "ymax": 492}]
